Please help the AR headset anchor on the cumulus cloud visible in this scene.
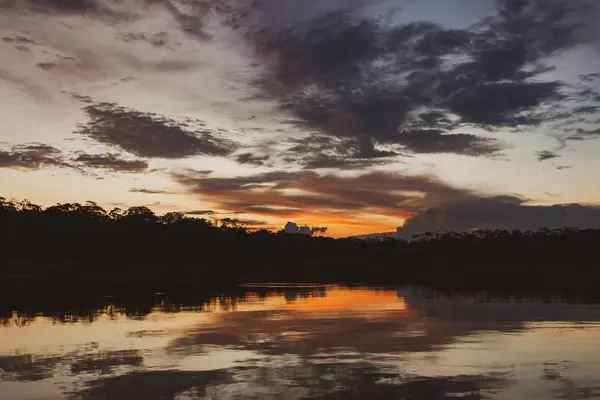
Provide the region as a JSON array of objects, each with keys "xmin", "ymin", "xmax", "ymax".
[
  {"xmin": 75, "ymin": 100, "xmax": 237, "ymax": 159},
  {"xmin": 395, "ymin": 197, "xmax": 600, "ymax": 239},
  {"xmin": 284, "ymin": 221, "xmax": 327, "ymax": 236}
]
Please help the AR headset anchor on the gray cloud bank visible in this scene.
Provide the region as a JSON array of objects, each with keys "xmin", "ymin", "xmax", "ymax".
[{"xmin": 395, "ymin": 197, "xmax": 600, "ymax": 239}]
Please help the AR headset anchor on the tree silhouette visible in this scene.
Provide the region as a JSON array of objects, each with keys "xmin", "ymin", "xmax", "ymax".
[{"xmin": 0, "ymin": 196, "xmax": 599, "ymax": 290}]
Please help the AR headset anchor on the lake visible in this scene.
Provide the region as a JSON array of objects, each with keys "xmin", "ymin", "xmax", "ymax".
[{"xmin": 1, "ymin": 284, "xmax": 600, "ymax": 399}]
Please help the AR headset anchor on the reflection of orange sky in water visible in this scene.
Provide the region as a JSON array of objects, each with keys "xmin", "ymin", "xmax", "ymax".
[{"xmin": 204, "ymin": 286, "xmax": 407, "ymax": 315}]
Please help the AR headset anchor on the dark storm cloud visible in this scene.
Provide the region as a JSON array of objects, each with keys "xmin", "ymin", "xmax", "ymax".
[
  {"xmin": 284, "ymin": 135, "xmax": 399, "ymax": 170},
  {"xmin": 536, "ymin": 150, "xmax": 559, "ymax": 162},
  {"xmin": 396, "ymin": 198, "xmax": 600, "ymax": 239},
  {"xmin": 235, "ymin": 152, "xmax": 270, "ymax": 166},
  {"xmin": 218, "ymin": 0, "xmax": 600, "ymax": 161},
  {"xmin": 73, "ymin": 153, "xmax": 148, "ymax": 173},
  {"xmin": 0, "ymin": 143, "xmax": 71, "ymax": 170},
  {"xmin": 173, "ymin": 169, "xmax": 474, "ymax": 218},
  {"xmin": 75, "ymin": 101, "xmax": 237, "ymax": 159},
  {"xmin": 442, "ymin": 82, "xmax": 562, "ymax": 127},
  {"xmin": 396, "ymin": 129, "xmax": 502, "ymax": 156}
]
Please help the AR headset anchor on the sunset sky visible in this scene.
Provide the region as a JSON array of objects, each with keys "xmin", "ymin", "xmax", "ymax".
[{"xmin": 1, "ymin": 0, "xmax": 600, "ymax": 238}]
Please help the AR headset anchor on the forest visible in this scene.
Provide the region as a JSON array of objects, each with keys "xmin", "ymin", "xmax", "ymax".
[{"xmin": 1, "ymin": 196, "xmax": 599, "ymax": 292}]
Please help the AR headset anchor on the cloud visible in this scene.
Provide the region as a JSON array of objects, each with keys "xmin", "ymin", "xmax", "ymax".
[
  {"xmin": 0, "ymin": 143, "xmax": 71, "ymax": 170},
  {"xmin": 15, "ymin": 0, "xmax": 102, "ymax": 14},
  {"xmin": 235, "ymin": 152, "xmax": 270, "ymax": 166},
  {"xmin": 73, "ymin": 153, "xmax": 148, "ymax": 173},
  {"xmin": 284, "ymin": 221, "xmax": 327, "ymax": 236},
  {"xmin": 184, "ymin": 210, "xmax": 215, "ymax": 216},
  {"xmin": 244, "ymin": 205, "xmax": 297, "ymax": 214},
  {"xmin": 74, "ymin": 370, "xmax": 230, "ymax": 400},
  {"xmin": 75, "ymin": 100, "xmax": 237, "ymax": 159},
  {"xmin": 395, "ymin": 197, "xmax": 600, "ymax": 239},
  {"xmin": 237, "ymin": 219, "xmax": 267, "ymax": 226},
  {"xmin": 2, "ymin": 36, "xmax": 37, "ymax": 45},
  {"xmin": 218, "ymin": 0, "xmax": 600, "ymax": 161},
  {"xmin": 536, "ymin": 150, "xmax": 559, "ymax": 162},
  {"xmin": 160, "ymin": 0, "xmax": 213, "ymax": 41},
  {"xmin": 173, "ymin": 169, "xmax": 475, "ymax": 220},
  {"xmin": 442, "ymin": 82, "xmax": 562, "ymax": 127},
  {"xmin": 568, "ymin": 127, "xmax": 600, "ymax": 139},
  {"xmin": 129, "ymin": 188, "xmax": 175, "ymax": 194},
  {"xmin": 396, "ymin": 129, "xmax": 502, "ymax": 156},
  {"xmin": 2, "ymin": 0, "xmax": 138, "ymax": 21},
  {"xmin": 118, "ymin": 32, "xmax": 176, "ymax": 48},
  {"xmin": 284, "ymin": 135, "xmax": 399, "ymax": 170},
  {"xmin": 176, "ymin": 167, "xmax": 600, "ymax": 237},
  {"xmin": 0, "ymin": 143, "xmax": 150, "ymax": 174}
]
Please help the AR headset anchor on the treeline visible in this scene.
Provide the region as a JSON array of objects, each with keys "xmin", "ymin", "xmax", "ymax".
[{"xmin": 1, "ymin": 197, "xmax": 600, "ymax": 289}]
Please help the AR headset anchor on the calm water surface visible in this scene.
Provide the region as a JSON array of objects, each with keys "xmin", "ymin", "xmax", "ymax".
[{"xmin": 1, "ymin": 285, "xmax": 600, "ymax": 399}]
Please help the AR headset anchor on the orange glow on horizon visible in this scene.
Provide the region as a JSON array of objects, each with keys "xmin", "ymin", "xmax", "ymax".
[{"xmin": 206, "ymin": 286, "xmax": 407, "ymax": 315}]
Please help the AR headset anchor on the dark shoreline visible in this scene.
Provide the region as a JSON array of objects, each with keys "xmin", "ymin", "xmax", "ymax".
[{"xmin": 2, "ymin": 258, "xmax": 599, "ymax": 326}]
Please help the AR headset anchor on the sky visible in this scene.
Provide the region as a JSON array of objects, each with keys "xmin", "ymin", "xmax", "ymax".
[{"xmin": 1, "ymin": 0, "xmax": 600, "ymax": 238}]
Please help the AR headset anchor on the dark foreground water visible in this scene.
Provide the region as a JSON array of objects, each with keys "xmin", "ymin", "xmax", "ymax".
[{"xmin": 1, "ymin": 284, "xmax": 600, "ymax": 399}]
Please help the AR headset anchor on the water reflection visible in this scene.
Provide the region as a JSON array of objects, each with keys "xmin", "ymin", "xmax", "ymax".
[{"xmin": 1, "ymin": 285, "xmax": 599, "ymax": 399}]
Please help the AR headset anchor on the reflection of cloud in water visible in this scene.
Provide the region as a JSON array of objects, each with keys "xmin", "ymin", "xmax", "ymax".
[
  {"xmin": 397, "ymin": 287, "xmax": 600, "ymax": 327},
  {"xmin": 0, "ymin": 354, "xmax": 61, "ymax": 382},
  {"xmin": 68, "ymin": 361, "xmax": 507, "ymax": 400},
  {"xmin": 2, "ymin": 285, "xmax": 600, "ymax": 399},
  {"xmin": 171, "ymin": 286, "xmax": 566, "ymax": 358},
  {"xmin": 71, "ymin": 370, "xmax": 231, "ymax": 400},
  {"xmin": 0, "ymin": 350, "xmax": 144, "ymax": 382},
  {"xmin": 70, "ymin": 350, "xmax": 143, "ymax": 375}
]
